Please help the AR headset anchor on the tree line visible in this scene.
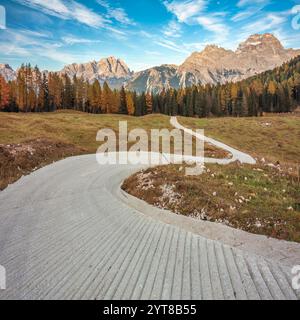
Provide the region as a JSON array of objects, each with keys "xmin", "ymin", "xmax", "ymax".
[{"xmin": 1, "ymin": 55, "xmax": 300, "ymax": 117}]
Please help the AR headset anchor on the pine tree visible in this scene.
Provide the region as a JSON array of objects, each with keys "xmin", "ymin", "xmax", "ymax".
[
  {"xmin": 119, "ymin": 86, "xmax": 128, "ymax": 114},
  {"xmin": 231, "ymin": 83, "xmax": 238, "ymax": 116},
  {"xmin": 145, "ymin": 93, "xmax": 152, "ymax": 114},
  {"xmin": 62, "ymin": 74, "xmax": 73, "ymax": 109},
  {"xmin": 267, "ymin": 80, "xmax": 277, "ymax": 112},
  {"xmin": 38, "ymin": 73, "xmax": 49, "ymax": 112},
  {"xmin": 48, "ymin": 72, "xmax": 63, "ymax": 111},
  {"xmin": 102, "ymin": 81, "xmax": 113, "ymax": 113}
]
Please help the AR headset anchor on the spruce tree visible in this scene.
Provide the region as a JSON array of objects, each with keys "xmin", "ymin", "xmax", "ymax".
[{"xmin": 119, "ymin": 86, "xmax": 128, "ymax": 114}]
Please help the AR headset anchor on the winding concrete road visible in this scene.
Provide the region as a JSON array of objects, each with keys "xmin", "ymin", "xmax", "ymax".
[
  {"xmin": 171, "ymin": 117, "xmax": 256, "ymax": 165},
  {"xmin": 0, "ymin": 118, "xmax": 299, "ymax": 300}
]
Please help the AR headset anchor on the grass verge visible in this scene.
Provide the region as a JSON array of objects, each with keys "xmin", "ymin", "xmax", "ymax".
[{"xmin": 122, "ymin": 163, "xmax": 300, "ymax": 243}]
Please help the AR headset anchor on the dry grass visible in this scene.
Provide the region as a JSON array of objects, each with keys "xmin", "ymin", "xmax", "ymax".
[
  {"xmin": 0, "ymin": 139, "xmax": 86, "ymax": 190},
  {"xmin": 0, "ymin": 111, "xmax": 173, "ymax": 152},
  {"xmin": 0, "ymin": 111, "xmax": 226, "ymax": 189},
  {"xmin": 178, "ymin": 114, "xmax": 300, "ymax": 169},
  {"xmin": 122, "ymin": 163, "xmax": 300, "ymax": 242},
  {"xmin": 0, "ymin": 111, "xmax": 225, "ymax": 156}
]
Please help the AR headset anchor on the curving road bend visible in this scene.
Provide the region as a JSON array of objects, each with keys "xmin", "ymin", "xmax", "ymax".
[
  {"xmin": 171, "ymin": 117, "xmax": 256, "ymax": 165},
  {"xmin": 0, "ymin": 118, "xmax": 299, "ymax": 300}
]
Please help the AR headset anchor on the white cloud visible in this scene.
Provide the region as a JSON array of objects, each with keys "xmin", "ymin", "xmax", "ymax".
[
  {"xmin": 163, "ymin": 20, "xmax": 182, "ymax": 38},
  {"xmin": 272, "ymin": 29, "xmax": 300, "ymax": 48},
  {"xmin": 0, "ymin": 28, "xmax": 59, "ymax": 58},
  {"xmin": 232, "ymin": 7, "xmax": 261, "ymax": 22},
  {"xmin": 0, "ymin": 43, "xmax": 31, "ymax": 56},
  {"xmin": 237, "ymin": 0, "xmax": 270, "ymax": 7},
  {"xmin": 155, "ymin": 38, "xmax": 189, "ymax": 53},
  {"xmin": 19, "ymin": 29, "xmax": 52, "ymax": 38},
  {"xmin": 163, "ymin": 0, "xmax": 206, "ymax": 23},
  {"xmin": 14, "ymin": 0, "xmax": 108, "ymax": 28},
  {"xmin": 196, "ymin": 16, "xmax": 229, "ymax": 35},
  {"xmin": 242, "ymin": 13, "xmax": 287, "ymax": 34},
  {"xmin": 233, "ymin": 0, "xmax": 271, "ymax": 22},
  {"xmin": 62, "ymin": 36, "xmax": 102, "ymax": 45},
  {"xmin": 139, "ymin": 31, "xmax": 154, "ymax": 39},
  {"xmin": 0, "ymin": 28, "xmax": 104, "ymax": 66},
  {"xmin": 163, "ymin": 0, "xmax": 229, "ymax": 41},
  {"xmin": 96, "ymin": 0, "xmax": 135, "ymax": 25},
  {"xmin": 36, "ymin": 49, "xmax": 79, "ymax": 65}
]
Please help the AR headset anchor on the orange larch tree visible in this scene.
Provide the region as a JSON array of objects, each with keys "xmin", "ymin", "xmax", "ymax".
[{"xmin": 0, "ymin": 75, "xmax": 10, "ymax": 110}]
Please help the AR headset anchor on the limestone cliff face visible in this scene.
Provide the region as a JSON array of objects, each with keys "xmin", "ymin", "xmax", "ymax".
[
  {"xmin": 60, "ymin": 56, "xmax": 133, "ymax": 89},
  {"xmin": 0, "ymin": 64, "xmax": 16, "ymax": 81},
  {"xmin": 126, "ymin": 64, "xmax": 180, "ymax": 93},
  {"xmin": 128, "ymin": 34, "xmax": 300, "ymax": 93}
]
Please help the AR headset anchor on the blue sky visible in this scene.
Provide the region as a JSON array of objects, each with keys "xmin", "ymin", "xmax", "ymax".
[{"xmin": 0, "ymin": 0, "xmax": 300, "ymax": 71}]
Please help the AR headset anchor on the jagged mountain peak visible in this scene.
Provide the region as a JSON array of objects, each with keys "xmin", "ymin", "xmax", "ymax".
[
  {"xmin": 100, "ymin": 56, "xmax": 122, "ymax": 64},
  {"xmin": 59, "ymin": 56, "xmax": 133, "ymax": 89},
  {"xmin": 0, "ymin": 63, "xmax": 16, "ymax": 81},
  {"xmin": 97, "ymin": 56, "xmax": 132, "ymax": 77},
  {"xmin": 127, "ymin": 33, "xmax": 300, "ymax": 93},
  {"xmin": 0, "ymin": 63, "xmax": 12, "ymax": 69},
  {"xmin": 236, "ymin": 33, "xmax": 284, "ymax": 54},
  {"xmin": 202, "ymin": 44, "xmax": 232, "ymax": 54},
  {"xmin": 244, "ymin": 33, "xmax": 282, "ymax": 44}
]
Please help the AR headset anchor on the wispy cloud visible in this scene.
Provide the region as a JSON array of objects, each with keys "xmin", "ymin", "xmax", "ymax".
[
  {"xmin": 0, "ymin": 43, "xmax": 31, "ymax": 56},
  {"xmin": 237, "ymin": 0, "xmax": 271, "ymax": 7},
  {"xmin": 242, "ymin": 13, "xmax": 287, "ymax": 34},
  {"xmin": 232, "ymin": 7, "xmax": 262, "ymax": 22},
  {"xmin": 14, "ymin": 0, "xmax": 108, "ymax": 28},
  {"xmin": 155, "ymin": 38, "xmax": 189, "ymax": 53},
  {"xmin": 163, "ymin": 0, "xmax": 206, "ymax": 23},
  {"xmin": 196, "ymin": 16, "xmax": 229, "ymax": 35},
  {"xmin": 163, "ymin": 20, "xmax": 182, "ymax": 38},
  {"xmin": 272, "ymin": 29, "xmax": 300, "ymax": 48},
  {"xmin": 233, "ymin": 0, "xmax": 271, "ymax": 22},
  {"xmin": 163, "ymin": 0, "xmax": 229, "ymax": 41},
  {"xmin": 96, "ymin": 0, "xmax": 135, "ymax": 25},
  {"xmin": 62, "ymin": 36, "xmax": 102, "ymax": 45},
  {"xmin": 19, "ymin": 29, "xmax": 52, "ymax": 38},
  {"xmin": 0, "ymin": 27, "xmax": 104, "ymax": 66}
]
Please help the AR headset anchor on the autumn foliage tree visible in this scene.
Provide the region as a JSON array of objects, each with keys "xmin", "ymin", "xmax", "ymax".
[
  {"xmin": 1, "ymin": 55, "xmax": 300, "ymax": 117},
  {"xmin": 0, "ymin": 75, "xmax": 9, "ymax": 110}
]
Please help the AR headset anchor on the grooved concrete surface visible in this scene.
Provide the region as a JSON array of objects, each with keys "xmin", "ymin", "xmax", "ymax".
[{"xmin": 0, "ymin": 155, "xmax": 299, "ymax": 300}]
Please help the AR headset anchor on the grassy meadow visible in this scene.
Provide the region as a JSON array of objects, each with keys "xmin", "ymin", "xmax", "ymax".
[{"xmin": 1, "ymin": 111, "xmax": 300, "ymax": 241}]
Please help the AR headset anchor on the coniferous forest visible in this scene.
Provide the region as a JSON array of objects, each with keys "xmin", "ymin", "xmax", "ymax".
[{"xmin": 0, "ymin": 55, "xmax": 300, "ymax": 117}]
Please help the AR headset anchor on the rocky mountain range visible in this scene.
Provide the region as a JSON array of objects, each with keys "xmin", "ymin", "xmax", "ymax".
[
  {"xmin": 1, "ymin": 34, "xmax": 300, "ymax": 93},
  {"xmin": 0, "ymin": 64, "xmax": 17, "ymax": 82},
  {"xmin": 59, "ymin": 56, "xmax": 133, "ymax": 89},
  {"xmin": 128, "ymin": 34, "xmax": 300, "ymax": 93}
]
